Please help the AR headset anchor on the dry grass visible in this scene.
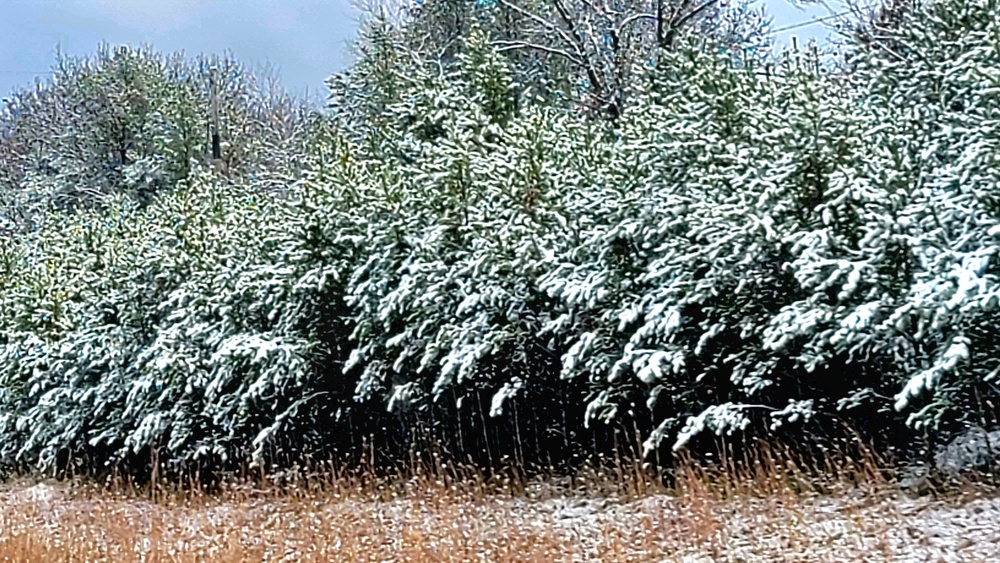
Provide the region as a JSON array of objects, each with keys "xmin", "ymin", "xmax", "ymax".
[{"xmin": 1, "ymin": 445, "xmax": 999, "ymax": 562}]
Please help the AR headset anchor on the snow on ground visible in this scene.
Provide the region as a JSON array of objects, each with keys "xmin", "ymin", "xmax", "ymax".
[{"xmin": 1, "ymin": 480, "xmax": 999, "ymax": 561}]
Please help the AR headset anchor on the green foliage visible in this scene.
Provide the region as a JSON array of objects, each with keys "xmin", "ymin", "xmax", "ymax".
[{"xmin": 2, "ymin": 0, "xmax": 1000, "ymax": 478}]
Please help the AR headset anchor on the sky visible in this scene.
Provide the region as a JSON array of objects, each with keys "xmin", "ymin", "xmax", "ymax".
[{"xmin": 0, "ymin": 0, "xmax": 853, "ymax": 104}]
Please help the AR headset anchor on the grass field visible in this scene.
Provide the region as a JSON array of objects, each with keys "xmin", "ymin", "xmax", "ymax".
[{"xmin": 1, "ymin": 451, "xmax": 998, "ymax": 562}]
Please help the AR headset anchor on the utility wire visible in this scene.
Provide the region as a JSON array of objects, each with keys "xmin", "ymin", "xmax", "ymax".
[{"xmin": 770, "ymin": 10, "xmax": 854, "ymax": 35}]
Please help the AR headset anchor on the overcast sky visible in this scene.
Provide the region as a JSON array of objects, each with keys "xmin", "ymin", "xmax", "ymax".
[{"xmin": 0, "ymin": 0, "xmax": 847, "ymax": 104}]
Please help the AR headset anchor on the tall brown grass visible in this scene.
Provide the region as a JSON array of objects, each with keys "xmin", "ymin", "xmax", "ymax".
[{"xmin": 0, "ymin": 438, "xmax": 989, "ymax": 562}]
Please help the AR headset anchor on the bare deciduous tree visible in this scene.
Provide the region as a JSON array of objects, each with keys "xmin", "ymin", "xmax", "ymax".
[{"xmin": 396, "ymin": 0, "xmax": 768, "ymax": 119}]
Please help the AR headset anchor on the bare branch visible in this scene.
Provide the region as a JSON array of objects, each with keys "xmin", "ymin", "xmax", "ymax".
[
  {"xmin": 656, "ymin": 0, "xmax": 666, "ymax": 46},
  {"xmin": 547, "ymin": 0, "xmax": 608, "ymax": 98},
  {"xmin": 673, "ymin": 0, "xmax": 720, "ymax": 33},
  {"xmin": 619, "ymin": 12, "xmax": 657, "ymax": 35},
  {"xmin": 495, "ymin": 0, "xmax": 582, "ymax": 53},
  {"xmin": 664, "ymin": 0, "xmax": 719, "ymax": 48},
  {"xmin": 493, "ymin": 41, "xmax": 588, "ymax": 67}
]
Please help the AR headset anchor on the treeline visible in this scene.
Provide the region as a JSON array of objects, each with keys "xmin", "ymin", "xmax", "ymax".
[{"xmin": 0, "ymin": 0, "xmax": 998, "ymax": 479}]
